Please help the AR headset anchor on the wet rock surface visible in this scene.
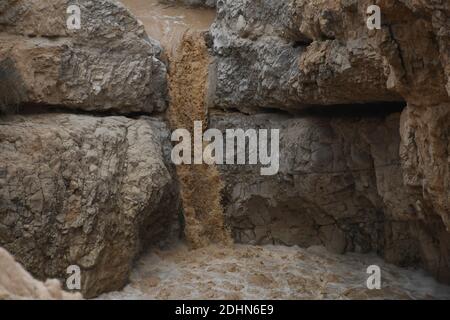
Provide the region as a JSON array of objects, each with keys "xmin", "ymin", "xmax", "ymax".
[
  {"xmin": 210, "ymin": 112, "xmax": 399, "ymax": 252},
  {"xmin": 0, "ymin": 114, "xmax": 180, "ymax": 298},
  {"xmin": 210, "ymin": 111, "xmax": 449, "ymax": 277}
]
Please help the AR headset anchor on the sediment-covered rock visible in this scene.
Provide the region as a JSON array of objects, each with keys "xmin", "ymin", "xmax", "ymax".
[
  {"xmin": 0, "ymin": 0, "xmax": 167, "ymax": 113},
  {"xmin": 211, "ymin": 112, "xmax": 397, "ymax": 253},
  {"xmin": 211, "ymin": 111, "xmax": 449, "ymax": 283},
  {"xmin": 0, "ymin": 247, "xmax": 81, "ymax": 300},
  {"xmin": 0, "ymin": 113, "xmax": 180, "ymax": 297}
]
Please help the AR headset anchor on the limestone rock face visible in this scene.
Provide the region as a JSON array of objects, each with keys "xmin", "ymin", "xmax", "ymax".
[
  {"xmin": 0, "ymin": 0, "xmax": 167, "ymax": 113},
  {"xmin": 211, "ymin": 112, "xmax": 449, "ymax": 283},
  {"xmin": 361, "ymin": 1, "xmax": 450, "ymax": 281},
  {"xmin": 210, "ymin": 113, "xmax": 399, "ymax": 252},
  {"xmin": 0, "ymin": 247, "xmax": 81, "ymax": 300},
  {"xmin": 0, "ymin": 114, "xmax": 180, "ymax": 297},
  {"xmin": 0, "ymin": 0, "xmax": 448, "ymax": 300},
  {"xmin": 210, "ymin": 0, "xmax": 401, "ymax": 113},
  {"xmin": 368, "ymin": 0, "xmax": 450, "ymax": 236},
  {"xmin": 208, "ymin": 0, "xmax": 450, "ymax": 284}
]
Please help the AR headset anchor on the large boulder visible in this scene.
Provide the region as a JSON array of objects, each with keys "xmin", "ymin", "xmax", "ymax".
[
  {"xmin": 0, "ymin": 0, "xmax": 167, "ymax": 114},
  {"xmin": 0, "ymin": 114, "xmax": 180, "ymax": 297},
  {"xmin": 207, "ymin": 0, "xmax": 450, "ymax": 284}
]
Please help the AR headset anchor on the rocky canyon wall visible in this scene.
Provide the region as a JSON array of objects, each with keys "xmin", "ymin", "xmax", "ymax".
[
  {"xmin": 164, "ymin": 0, "xmax": 216, "ymax": 8},
  {"xmin": 0, "ymin": 0, "xmax": 181, "ymax": 298},
  {"xmin": 0, "ymin": 0, "xmax": 448, "ymax": 299},
  {"xmin": 208, "ymin": 0, "xmax": 449, "ymax": 283},
  {"xmin": 0, "ymin": 0, "xmax": 167, "ymax": 114}
]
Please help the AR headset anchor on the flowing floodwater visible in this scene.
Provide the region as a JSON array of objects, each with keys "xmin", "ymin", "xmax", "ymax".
[
  {"xmin": 120, "ymin": 0, "xmax": 215, "ymax": 56},
  {"xmin": 106, "ymin": 1, "xmax": 450, "ymax": 300},
  {"xmin": 100, "ymin": 244, "xmax": 450, "ymax": 300}
]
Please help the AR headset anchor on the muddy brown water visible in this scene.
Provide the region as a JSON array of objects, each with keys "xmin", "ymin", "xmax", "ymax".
[
  {"xmin": 99, "ymin": 244, "xmax": 450, "ymax": 300},
  {"xmin": 120, "ymin": 0, "xmax": 215, "ymax": 56}
]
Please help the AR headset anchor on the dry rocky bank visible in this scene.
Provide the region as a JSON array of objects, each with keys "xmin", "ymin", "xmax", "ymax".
[{"xmin": 0, "ymin": 0, "xmax": 449, "ymax": 298}]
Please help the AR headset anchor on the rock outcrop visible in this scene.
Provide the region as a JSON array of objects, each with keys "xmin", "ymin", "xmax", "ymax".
[
  {"xmin": 0, "ymin": 247, "xmax": 81, "ymax": 299},
  {"xmin": 369, "ymin": 0, "xmax": 450, "ymax": 239},
  {"xmin": 210, "ymin": 0, "xmax": 402, "ymax": 113},
  {"xmin": 211, "ymin": 111, "xmax": 449, "ymax": 282},
  {"xmin": 208, "ymin": 0, "xmax": 450, "ymax": 283},
  {"xmin": 0, "ymin": 114, "xmax": 180, "ymax": 298},
  {"xmin": 0, "ymin": 0, "xmax": 167, "ymax": 114},
  {"xmin": 211, "ymin": 112, "xmax": 398, "ymax": 253}
]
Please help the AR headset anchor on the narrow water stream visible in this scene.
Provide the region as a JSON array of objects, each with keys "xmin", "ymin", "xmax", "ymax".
[{"xmin": 121, "ymin": 0, "xmax": 232, "ymax": 248}]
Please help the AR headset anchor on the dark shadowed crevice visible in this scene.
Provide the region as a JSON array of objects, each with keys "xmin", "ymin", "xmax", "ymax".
[
  {"xmin": 289, "ymin": 101, "xmax": 407, "ymax": 118},
  {"xmin": 292, "ymin": 39, "xmax": 313, "ymax": 48},
  {"xmin": 2, "ymin": 102, "xmax": 162, "ymax": 120}
]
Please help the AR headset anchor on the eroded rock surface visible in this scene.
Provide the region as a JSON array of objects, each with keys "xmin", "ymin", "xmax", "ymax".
[
  {"xmin": 211, "ymin": 111, "xmax": 449, "ymax": 283},
  {"xmin": 0, "ymin": 114, "xmax": 180, "ymax": 297},
  {"xmin": 0, "ymin": 0, "xmax": 167, "ymax": 113},
  {"xmin": 207, "ymin": 0, "xmax": 450, "ymax": 284},
  {"xmin": 211, "ymin": 112, "xmax": 396, "ymax": 252},
  {"xmin": 0, "ymin": 247, "xmax": 81, "ymax": 300},
  {"xmin": 210, "ymin": 0, "xmax": 401, "ymax": 113},
  {"xmin": 370, "ymin": 0, "xmax": 450, "ymax": 244},
  {"xmin": 0, "ymin": 0, "xmax": 448, "ymax": 300}
]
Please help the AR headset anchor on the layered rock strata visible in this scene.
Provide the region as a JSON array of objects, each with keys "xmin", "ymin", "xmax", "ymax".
[
  {"xmin": 208, "ymin": 0, "xmax": 449, "ymax": 283},
  {"xmin": 0, "ymin": 0, "xmax": 167, "ymax": 114}
]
